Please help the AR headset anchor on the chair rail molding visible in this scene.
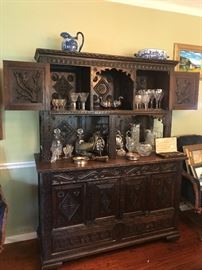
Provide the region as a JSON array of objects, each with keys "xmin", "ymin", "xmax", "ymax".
[{"xmin": 0, "ymin": 161, "xmax": 35, "ymax": 170}]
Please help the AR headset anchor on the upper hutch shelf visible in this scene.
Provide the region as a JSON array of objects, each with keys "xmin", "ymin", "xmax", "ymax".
[{"xmin": 3, "ymin": 48, "xmax": 199, "ymax": 160}]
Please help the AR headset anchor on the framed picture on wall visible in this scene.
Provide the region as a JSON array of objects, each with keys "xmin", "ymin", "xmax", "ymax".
[{"xmin": 173, "ymin": 43, "xmax": 202, "ymax": 79}]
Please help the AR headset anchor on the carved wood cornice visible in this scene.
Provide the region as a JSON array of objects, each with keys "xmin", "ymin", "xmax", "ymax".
[{"xmin": 35, "ymin": 48, "xmax": 178, "ymax": 71}]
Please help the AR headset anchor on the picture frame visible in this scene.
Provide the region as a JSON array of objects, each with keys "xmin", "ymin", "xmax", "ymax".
[
  {"xmin": 183, "ymin": 144, "xmax": 202, "ymax": 177},
  {"xmin": 173, "ymin": 43, "xmax": 202, "ymax": 79},
  {"xmin": 191, "ymin": 165, "xmax": 202, "ymax": 181},
  {"xmin": 189, "ymin": 146, "xmax": 202, "ymax": 166}
]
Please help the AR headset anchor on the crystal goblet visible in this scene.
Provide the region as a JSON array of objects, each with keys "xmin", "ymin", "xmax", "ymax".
[
  {"xmin": 154, "ymin": 89, "xmax": 164, "ymax": 109},
  {"xmin": 134, "ymin": 94, "xmax": 142, "ymax": 109},
  {"xmin": 51, "ymin": 99, "xmax": 59, "ymax": 111},
  {"xmin": 63, "ymin": 144, "xmax": 74, "ymax": 158},
  {"xmin": 78, "ymin": 92, "xmax": 89, "ymax": 110},
  {"xmin": 70, "ymin": 93, "xmax": 79, "ymax": 110},
  {"xmin": 58, "ymin": 99, "xmax": 66, "ymax": 111},
  {"xmin": 141, "ymin": 93, "xmax": 150, "ymax": 110},
  {"xmin": 147, "ymin": 89, "xmax": 155, "ymax": 109}
]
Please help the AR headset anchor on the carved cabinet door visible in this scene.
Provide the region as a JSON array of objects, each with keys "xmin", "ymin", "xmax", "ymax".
[
  {"xmin": 172, "ymin": 71, "xmax": 200, "ymax": 110},
  {"xmin": 119, "ymin": 175, "xmax": 147, "ymax": 239},
  {"xmin": 3, "ymin": 60, "xmax": 50, "ymax": 110},
  {"xmin": 52, "ymin": 182, "xmax": 87, "ymax": 228},
  {"xmin": 148, "ymin": 172, "xmax": 176, "ymax": 211},
  {"xmin": 121, "ymin": 175, "xmax": 147, "ymax": 216},
  {"xmin": 89, "ymin": 178, "xmax": 120, "ymax": 221}
]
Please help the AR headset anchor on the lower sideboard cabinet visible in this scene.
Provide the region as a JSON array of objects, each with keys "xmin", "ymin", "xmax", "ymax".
[{"xmin": 36, "ymin": 158, "xmax": 182, "ymax": 270}]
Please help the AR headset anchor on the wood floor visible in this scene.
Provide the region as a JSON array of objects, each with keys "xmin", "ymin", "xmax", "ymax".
[{"xmin": 0, "ymin": 215, "xmax": 202, "ymax": 270}]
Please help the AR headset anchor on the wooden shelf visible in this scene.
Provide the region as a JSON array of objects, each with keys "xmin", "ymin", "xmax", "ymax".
[{"xmin": 50, "ymin": 109, "xmax": 168, "ymax": 116}]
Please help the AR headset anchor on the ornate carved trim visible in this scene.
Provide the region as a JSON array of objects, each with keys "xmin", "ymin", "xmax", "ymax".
[
  {"xmin": 35, "ymin": 48, "xmax": 178, "ymax": 68},
  {"xmin": 52, "ymin": 227, "xmax": 112, "ymax": 252},
  {"xmin": 125, "ymin": 162, "xmax": 177, "ymax": 176},
  {"xmin": 52, "ymin": 168, "xmax": 122, "ymax": 184},
  {"xmin": 34, "ymin": 48, "xmax": 177, "ymax": 78}
]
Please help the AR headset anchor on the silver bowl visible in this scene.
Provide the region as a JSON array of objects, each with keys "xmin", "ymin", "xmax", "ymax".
[
  {"xmin": 73, "ymin": 156, "xmax": 89, "ymax": 166},
  {"xmin": 136, "ymin": 143, "xmax": 152, "ymax": 156},
  {"xmin": 126, "ymin": 152, "xmax": 140, "ymax": 161}
]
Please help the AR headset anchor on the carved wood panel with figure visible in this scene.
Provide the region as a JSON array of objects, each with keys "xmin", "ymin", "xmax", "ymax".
[
  {"xmin": 3, "ymin": 61, "xmax": 50, "ymax": 110},
  {"xmin": 172, "ymin": 71, "xmax": 200, "ymax": 110}
]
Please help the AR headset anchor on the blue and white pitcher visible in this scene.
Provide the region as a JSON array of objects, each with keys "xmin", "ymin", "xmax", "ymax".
[{"xmin": 60, "ymin": 31, "xmax": 84, "ymax": 52}]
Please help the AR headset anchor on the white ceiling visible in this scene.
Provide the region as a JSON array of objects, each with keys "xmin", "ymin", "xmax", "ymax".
[{"xmin": 108, "ymin": 0, "xmax": 202, "ymax": 17}]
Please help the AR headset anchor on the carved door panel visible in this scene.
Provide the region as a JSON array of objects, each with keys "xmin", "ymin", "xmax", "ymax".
[
  {"xmin": 148, "ymin": 172, "xmax": 176, "ymax": 211},
  {"xmin": 51, "ymin": 178, "xmax": 120, "ymax": 254},
  {"xmin": 121, "ymin": 175, "xmax": 147, "ymax": 216},
  {"xmin": 51, "ymin": 179, "xmax": 118, "ymax": 254},
  {"xmin": 3, "ymin": 60, "xmax": 50, "ymax": 110},
  {"xmin": 52, "ymin": 182, "xmax": 87, "ymax": 228},
  {"xmin": 172, "ymin": 71, "xmax": 200, "ymax": 110},
  {"xmin": 89, "ymin": 178, "xmax": 120, "ymax": 221},
  {"xmin": 119, "ymin": 175, "xmax": 147, "ymax": 239}
]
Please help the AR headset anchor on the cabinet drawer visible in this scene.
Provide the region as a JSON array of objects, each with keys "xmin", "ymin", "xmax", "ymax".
[
  {"xmin": 124, "ymin": 162, "xmax": 177, "ymax": 177},
  {"xmin": 51, "ymin": 167, "xmax": 122, "ymax": 185},
  {"xmin": 51, "ymin": 220, "xmax": 115, "ymax": 253},
  {"xmin": 122, "ymin": 209, "xmax": 175, "ymax": 240}
]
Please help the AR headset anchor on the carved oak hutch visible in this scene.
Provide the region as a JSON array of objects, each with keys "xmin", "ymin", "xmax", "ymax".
[{"xmin": 3, "ymin": 48, "xmax": 199, "ymax": 270}]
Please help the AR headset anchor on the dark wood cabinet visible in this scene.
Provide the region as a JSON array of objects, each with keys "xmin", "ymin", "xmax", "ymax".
[
  {"xmin": 36, "ymin": 157, "xmax": 183, "ymax": 269},
  {"xmin": 3, "ymin": 49, "xmax": 190, "ymax": 269}
]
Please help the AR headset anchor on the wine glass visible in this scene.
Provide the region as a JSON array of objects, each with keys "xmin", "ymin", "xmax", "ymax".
[
  {"xmin": 157, "ymin": 89, "xmax": 164, "ymax": 109},
  {"xmin": 147, "ymin": 89, "xmax": 155, "ymax": 109},
  {"xmin": 141, "ymin": 93, "xmax": 150, "ymax": 110},
  {"xmin": 79, "ymin": 92, "xmax": 89, "ymax": 110},
  {"xmin": 134, "ymin": 94, "xmax": 142, "ymax": 109},
  {"xmin": 69, "ymin": 92, "xmax": 79, "ymax": 110},
  {"xmin": 154, "ymin": 89, "xmax": 164, "ymax": 109},
  {"xmin": 63, "ymin": 144, "xmax": 74, "ymax": 158},
  {"xmin": 58, "ymin": 99, "xmax": 66, "ymax": 111},
  {"xmin": 51, "ymin": 99, "xmax": 59, "ymax": 111}
]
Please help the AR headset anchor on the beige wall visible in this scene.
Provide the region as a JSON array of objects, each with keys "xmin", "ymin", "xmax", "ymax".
[{"xmin": 0, "ymin": 0, "xmax": 202, "ymax": 237}]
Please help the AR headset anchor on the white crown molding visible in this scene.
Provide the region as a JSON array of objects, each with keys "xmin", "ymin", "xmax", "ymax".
[
  {"xmin": 5, "ymin": 231, "xmax": 37, "ymax": 244},
  {"xmin": 0, "ymin": 161, "xmax": 35, "ymax": 170},
  {"xmin": 108, "ymin": 0, "xmax": 202, "ymax": 17}
]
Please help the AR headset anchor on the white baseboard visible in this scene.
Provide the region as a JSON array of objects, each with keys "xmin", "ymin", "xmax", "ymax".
[{"xmin": 5, "ymin": 231, "xmax": 37, "ymax": 244}]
